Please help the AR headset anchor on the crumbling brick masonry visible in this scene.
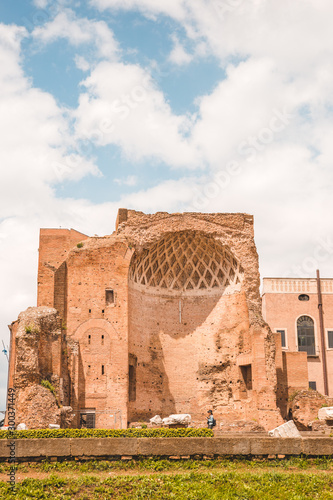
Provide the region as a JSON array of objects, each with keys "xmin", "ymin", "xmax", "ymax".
[{"xmin": 7, "ymin": 210, "xmax": 289, "ymax": 430}]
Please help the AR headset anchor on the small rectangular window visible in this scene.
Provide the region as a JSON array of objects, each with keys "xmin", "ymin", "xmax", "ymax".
[
  {"xmin": 240, "ymin": 364, "xmax": 252, "ymax": 391},
  {"xmin": 80, "ymin": 409, "xmax": 95, "ymax": 429},
  {"xmin": 309, "ymin": 381, "xmax": 317, "ymax": 391},
  {"xmin": 102, "ymin": 365, "xmax": 105, "ymax": 375},
  {"xmin": 105, "ymin": 289, "xmax": 115, "ymax": 305},
  {"xmin": 101, "ymin": 335, "xmax": 104, "ymax": 345},
  {"xmin": 327, "ymin": 330, "xmax": 333, "ymax": 349},
  {"xmin": 88, "ymin": 334, "xmax": 91, "ymax": 345},
  {"xmin": 129, "ymin": 364, "xmax": 136, "ymax": 401},
  {"xmin": 276, "ymin": 329, "xmax": 286, "ymax": 348}
]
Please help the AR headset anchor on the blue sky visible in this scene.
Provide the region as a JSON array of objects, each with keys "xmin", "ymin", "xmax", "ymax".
[
  {"xmin": 0, "ymin": 1, "xmax": 224, "ymax": 205},
  {"xmin": 1, "ymin": 0, "xmax": 333, "ymax": 409}
]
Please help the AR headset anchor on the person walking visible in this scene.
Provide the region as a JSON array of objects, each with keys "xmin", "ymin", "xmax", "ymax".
[{"xmin": 207, "ymin": 409, "xmax": 215, "ymax": 429}]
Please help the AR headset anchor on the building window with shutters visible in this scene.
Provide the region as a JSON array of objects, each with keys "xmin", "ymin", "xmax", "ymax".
[
  {"xmin": 275, "ymin": 329, "xmax": 287, "ymax": 349},
  {"xmin": 327, "ymin": 330, "xmax": 333, "ymax": 349},
  {"xmin": 297, "ymin": 315, "xmax": 316, "ymax": 356}
]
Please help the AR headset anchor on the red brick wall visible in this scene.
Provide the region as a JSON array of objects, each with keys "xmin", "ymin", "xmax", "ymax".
[
  {"xmin": 128, "ymin": 285, "xmax": 223, "ymax": 421},
  {"xmin": 65, "ymin": 240, "xmax": 131, "ymax": 428},
  {"xmin": 37, "ymin": 228, "xmax": 88, "ymax": 309}
]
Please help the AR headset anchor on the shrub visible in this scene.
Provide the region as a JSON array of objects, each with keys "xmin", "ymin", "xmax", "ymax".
[
  {"xmin": 24, "ymin": 324, "xmax": 39, "ymax": 334},
  {"xmin": 77, "ymin": 242, "xmax": 83, "ymax": 248},
  {"xmin": 0, "ymin": 428, "xmax": 213, "ymax": 439},
  {"xmin": 40, "ymin": 379, "xmax": 61, "ymax": 408},
  {"xmin": 41, "ymin": 379, "xmax": 56, "ymax": 398},
  {"xmin": 288, "ymin": 391, "xmax": 300, "ymax": 402}
]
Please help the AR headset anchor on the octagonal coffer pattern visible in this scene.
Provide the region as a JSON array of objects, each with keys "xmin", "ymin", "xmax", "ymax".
[{"xmin": 129, "ymin": 232, "xmax": 243, "ymax": 293}]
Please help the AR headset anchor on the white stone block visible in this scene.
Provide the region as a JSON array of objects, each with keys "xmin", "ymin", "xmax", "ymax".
[
  {"xmin": 49, "ymin": 424, "xmax": 60, "ymax": 429},
  {"xmin": 16, "ymin": 423, "xmax": 27, "ymax": 430},
  {"xmin": 162, "ymin": 414, "xmax": 191, "ymax": 425},
  {"xmin": 150, "ymin": 415, "xmax": 163, "ymax": 426},
  {"xmin": 268, "ymin": 420, "xmax": 301, "ymax": 437},
  {"xmin": 318, "ymin": 407, "xmax": 333, "ymax": 421}
]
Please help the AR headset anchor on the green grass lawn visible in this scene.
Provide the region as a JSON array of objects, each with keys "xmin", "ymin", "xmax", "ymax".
[{"xmin": 0, "ymin": 458, "xmax": 332, "ymax": 499}]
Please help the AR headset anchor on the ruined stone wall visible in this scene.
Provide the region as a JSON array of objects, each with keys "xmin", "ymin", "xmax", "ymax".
[
  {"xmin": 9, "ymin": 209, "xmax": 284, "ymax": 430},
  {"xmin": 6, "ymin": 307, "xmax": 73, "ymax": 429},
  {"xmin": 291, "ymin": 390, "xmax": 333, "ymax": 431},
  {"xmin": 122, "ymin": 211, "xmax": 282, "ymax": 429}
]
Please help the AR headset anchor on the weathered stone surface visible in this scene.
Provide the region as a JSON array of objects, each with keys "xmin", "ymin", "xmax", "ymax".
[
  {"xmin": 291, "ymin": 391, "xmax": 333, "ymax": 431},
  {"xmin": 7, "ymin": 307, "xmax": 74, "ymax": 429},
  {"xmin": 302, "ymin": 437, "xmax": 333, "ymax": 456},
  {"xmin": 2, "ymin": 436, "xmax": 332, "ymax": 461},
  {"xmin": 138, "ymin": 438, "xmax": 211, "ymax": 456},
  {"xmin": 251, "ymin": 438, "xmax": 302, "ymax": 456},
  {"xmin": 16, "ymin": 384, "xmax": 60, "ymax": 429},
  {"xmin": 310, "ymin": 420, "xmax": 333, "ymax": 434},
  {"xmin": 16, "ymin": 439, "xmax": 71, "ymax": 458},
  {"xmin": 268, "ymin": 420, "xmax": 301, "ymax": 438},
  {"xmin": 211, "ymin": 437, "xmax": 251, "ymax": 455},
  {"xmin": 318, "ymin": 407, "xmax": 333, "ymax": 421},
  {"xmin": 0, "ymin": 436, "xmax": 268, "ymax": 460},
  {"xmin": 70, "ymin": 438, "xmax": 138, "ymax": 457},
  {"xmin": 218, "ymin": 420, "xmax": 266, "ymax": 433}
]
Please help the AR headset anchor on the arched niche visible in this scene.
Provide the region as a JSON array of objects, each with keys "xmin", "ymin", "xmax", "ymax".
[{"xmin": 127, "ymin": 231, "xmax": 244, "ymax": 421}]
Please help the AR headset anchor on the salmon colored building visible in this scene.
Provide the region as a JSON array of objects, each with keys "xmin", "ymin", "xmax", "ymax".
[{"xmin": 262, "ymin": 277, "xmax": 333, "ymax": 399}]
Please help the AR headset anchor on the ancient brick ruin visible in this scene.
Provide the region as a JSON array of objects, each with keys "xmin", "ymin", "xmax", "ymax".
[{"xmin": 7, "ymin": 210, "xmax": 295, "ymax": 430}]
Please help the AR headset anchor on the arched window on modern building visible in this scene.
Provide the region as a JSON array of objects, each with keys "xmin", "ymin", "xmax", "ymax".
[{"xmin": 297, "ymin": 315, "xmax": 316, "ymax": 356}]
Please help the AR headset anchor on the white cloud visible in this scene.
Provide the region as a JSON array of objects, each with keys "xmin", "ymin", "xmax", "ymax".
[
  {"xmin": 0, "ymin": 24, "xmax": 28, "ymax": 91},
  {"xmin": 33, "ymin": 0, "xmax": 49, "ymax": 8},
  {"xmin": 114, "ymin": 175, "xmax": 138, "ymax": 186},
  {"xmin": 91, "ymin": 0, "xmax": 333, "ymax": 75},
  {"xmin": 190, "ymin": 57, "xmax": 299, "ymax": 168},
  {"xmin": 0, "ymin": 23, "xmax": 101, "ymax": 218},
  {"xmin": 33, "ymin": 9, "xmax": 119, "ymax": 60},
  {"xmin": 90, "ymin": 0, "xmax": 187, "ymax": 21},
  {"xmin": 75, "ymin": 55, "xmax": 91, "ymax": 71},
  {"xmin": 74, "ymin": 61, "xmax": 199, "ymax": 167},
  {"xmin": 168, "ymin": 35, "xmax": 192, "ymax": 65}
]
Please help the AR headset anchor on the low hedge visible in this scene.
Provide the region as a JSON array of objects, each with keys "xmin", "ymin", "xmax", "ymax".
[{"xmin": 0, "ymin": 428, "xmax": 213, "ymax": 439}]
